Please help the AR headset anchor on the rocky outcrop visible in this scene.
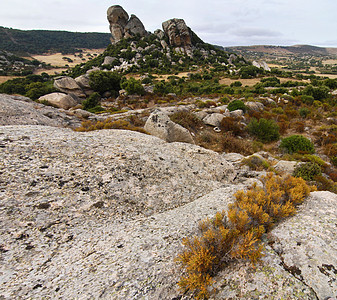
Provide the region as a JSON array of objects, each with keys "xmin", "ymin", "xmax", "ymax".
[
  {"xmin": 0, "ymin": 126, "xmax": 336, "ymax": 299},
  {"xmin": 74, "ymin": 74, "xmax": 93, "ymax": 96},
  {"xmin": 144, "ymin": 109, "xmax": 195, "ymax": 144},
  {"xmin": 162, "ymin": 18, "xmax": 192, "ymax": 48},
  {"xmin": 53, "ymin": 76, "xmax": 86, "ymax": 99},
  {"xmin": 107, "ymin": 5, "xmax": 147, "ymax": 44},
  {"xmin": 252, "ymin": 60, "xmax": 271, "ymax": 71},
  {"xmin": 0, "ymin": 94, "xmax": 81, "ymax": 127},
  {"xmin": 38, "ymin": 93, "xmax": 78, "ymax": 110}
]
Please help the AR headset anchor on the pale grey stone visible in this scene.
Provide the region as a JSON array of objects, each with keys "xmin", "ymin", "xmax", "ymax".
[
  {"xmin": 144, "ymin": 110, "xmax": 194, "ymax": 144},
  {"xmin": 203, "ymin": 113, "xmax": 224, "ymax": 127},
  {"xmin": 39, "ymin": 93, "xmax": 78, "ymax": 110}
]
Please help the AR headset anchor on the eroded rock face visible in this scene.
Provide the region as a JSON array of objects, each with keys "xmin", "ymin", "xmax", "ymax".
[
  {"xmin": 107, "ymin": 5, "xmax": 147, "ymax": 43},
  {"xmin": 162, "ymin": 18, "xmax": 192, "ymax": 48},
  {"xmin": 0, "ymin": 94, "xmax": 80, "ymax": 127},
  {"xmin": 144, "ymin": 109, "xmax": 195, "ymax": 144},
  {"xmin": 54, "ymin": 76, "xmax": 86, "ymax": 99}
]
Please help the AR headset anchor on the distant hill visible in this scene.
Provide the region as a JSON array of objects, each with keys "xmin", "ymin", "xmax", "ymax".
[
  {"xmin": 225, "ymin": 44, "xmax": 337, "ymax": 57},
  {"xmin": 0, "ymin": 26, "xmax": 111, "ymax": 55}
]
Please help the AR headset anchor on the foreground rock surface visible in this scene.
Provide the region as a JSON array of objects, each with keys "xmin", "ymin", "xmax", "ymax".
[{"xmin": 0, "ymin": 126, "xmax": 336, "ymax": 299}]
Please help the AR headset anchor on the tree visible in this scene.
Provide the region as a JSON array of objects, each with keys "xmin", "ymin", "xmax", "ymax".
[
  {"xmin": 89, "ymin": 71, "xmax": 121, "ymax": 96},
  {"xmin": 120, "ymin": 77, "xmax": 145, "ymax": 95}
]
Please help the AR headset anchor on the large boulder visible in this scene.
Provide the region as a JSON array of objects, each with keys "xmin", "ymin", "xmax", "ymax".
[
  {"xmin": 107, "ymin": 5, "xmax": 147, "ymax": 43},
  {"xmin": 144, "ymin": 110, "xmax": 195, "ymax": 144},
  {"xmin": 162, "ymin": 18, "xmax": 192, "ymax": 48},
  {"xmin": 124, "ymin": 15, "xmax": 147, "ymax": 38},
  {"xmin": 246, "ymin": 101, "xmax": 264, "ymax": 112},
  {"xmin": 54, "ymin": 76, "xmax": 86, "ymax": 99},
  {"xmin": 74, "ymin": 74, "xmax": 93, "ymax": 96},
  {"xmin": 38, "ymin": 93, "xmax": 78, "ymax": 110}
]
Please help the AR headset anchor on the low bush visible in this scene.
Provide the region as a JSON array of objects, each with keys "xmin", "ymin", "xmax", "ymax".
[
  {"xmin": 121, "ymin": 77, "xmax": 145, "ymax": 95},
  {"xmin": 170, "ymin": 111, "xmax": 204, "ymax": 132},
  {"xmin": 299, "ymin": 107, "xmax": 310, "ymax": 118},
  {"xmin": 227, "ymin": 100, "xmax": 246, "ymax": 112},
  {"xmin": 241, "ymin": 155, "xmax": 270, "ymax": 171},
  {"xmin": 196, "ymin": 131, "xmax": 253, "ymax": 155},
  {"xmin": 280, "ymin": 135, "xmax": 315, "ymax": 154},
  {"xmin": 75, "ymin": 118, "xmax": 147, "ymax": 133},
  {"xmin": 247, "ymin": 118, "xmax": 280, "ymax": 142},
  {"xmin": 293, "ymin": 162, "xmax": 322, "ymax": 181},
  {"xmin": 176, "ymin": 174, "xmax": 314, "ymax": 299},
  {"xmin": 82, "ymin": 92, "xmax": 101, "ymax": 111}
]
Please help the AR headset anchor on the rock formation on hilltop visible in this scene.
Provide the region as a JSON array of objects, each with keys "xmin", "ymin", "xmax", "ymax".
[
  {"xmin": 162, "ymin": 18, "xmax": 192, "ymax": 48},
  {"xmin": 107, "ymin": 5, "xmax": 147, "ymax": 43}
]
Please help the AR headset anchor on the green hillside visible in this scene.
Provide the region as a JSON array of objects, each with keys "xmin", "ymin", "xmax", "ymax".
[{"xmin": 0, "ymin": 26, "xmax": 111, "ymax": 54}]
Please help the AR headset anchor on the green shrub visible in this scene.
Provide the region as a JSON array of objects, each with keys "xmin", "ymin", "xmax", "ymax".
[
  {"xmin": 227, "ymin": 100, "xmax": 246, "ymax": 112},
  {"xmin": 299, "ymin": 107, "xmax": 310, "ymax": 118},
  {"xmin": 293, "ymin": 162, "xmax": 322, "ymax": 181},
  {"xmin": 121, "ymin": 77, "xmax": 145, "ymax": 95},
  {"xmin": 230, "ymin": 81, "xmax": 242, "ymax": 87},
  {"xmin": 82, "ymin": 92, "xmax": 101, "ymax": 110},
  {"xmin": 247, "ymin": 118, "xmax": 280, "ymax": 142},
  {"xmin": 89, "ymin": 70, "xmax": 121, "ymax": 96},
  {"xmin": 280, "ymin": 135, "xmax": 315, "ymax": 154}
]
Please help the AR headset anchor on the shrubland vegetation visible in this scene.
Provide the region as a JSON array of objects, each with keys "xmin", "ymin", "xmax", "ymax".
[{"xmin": 176, "ymin": 173, "xmax": 315, "ymax": 299}]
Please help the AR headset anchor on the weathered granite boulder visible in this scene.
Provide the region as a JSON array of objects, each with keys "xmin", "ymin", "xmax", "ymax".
[
  {"xmin": 144, "ymin": 110, "xmax": 194, "ymax": 144},
  {"xmin": 162, "ymin": 18, "xmax": 192, "ymax": 48},
  {"xmin": 274, "ymin": 160, "xmax": 300, "ymax": 175},
  {"xmin": 124, "ymin": 15, "xmax": 147, "ymax": 38},
  {"xmin": 102, "ymin": 56, "xmax": 116, "ymax": 66},
  {"xmin": 230, "ymin": 109, "xmax": 244, "ymax": 118},
  {"xmin": 38, "ymin": 93, "xmax": 78, "ymax": 110},
  {"xmin": 0, "ymin": 93, "xmax": 80, "ymax": 127},
  {"xmin": 203, "ymin": 113, "xmax": 224, "ymax": 127},
  {"xmin": 75, "ymin": 74, "xmax": 93, "ymax": 96},
  {"xmin": 54, "ymin": 76, "xmax": 86, "ymax": 98},
  {"xmin": 107, "ymin": 5, "xmax": 147, "ymax": 43},
  {"xmin": 246, "ymin": 101, "xmax": 264, "ymax": 112},
  {"xmin": 154, "ymin": 29, "xmax": 165, "ymax": 40}
]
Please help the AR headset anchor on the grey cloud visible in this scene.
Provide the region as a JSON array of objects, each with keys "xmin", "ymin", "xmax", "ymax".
[{"xmin": 231, "ymin": 28, "xmax": 282, "ymax": 38}]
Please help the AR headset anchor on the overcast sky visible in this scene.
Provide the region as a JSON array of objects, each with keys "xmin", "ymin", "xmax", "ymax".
[{"xmin": 1, "ymin": 0, "xmax": 336, "ymax": 47}]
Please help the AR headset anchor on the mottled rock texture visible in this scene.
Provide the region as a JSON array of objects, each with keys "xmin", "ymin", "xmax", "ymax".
[{"xmin": 0, "ymin": 127, "xmax": 336, "ymax": 299}]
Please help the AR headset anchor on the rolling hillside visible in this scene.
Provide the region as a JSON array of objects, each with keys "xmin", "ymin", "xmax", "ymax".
[{"xmin": 0, "ymin": 26, "xmax": 111, "ymax": 54}]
